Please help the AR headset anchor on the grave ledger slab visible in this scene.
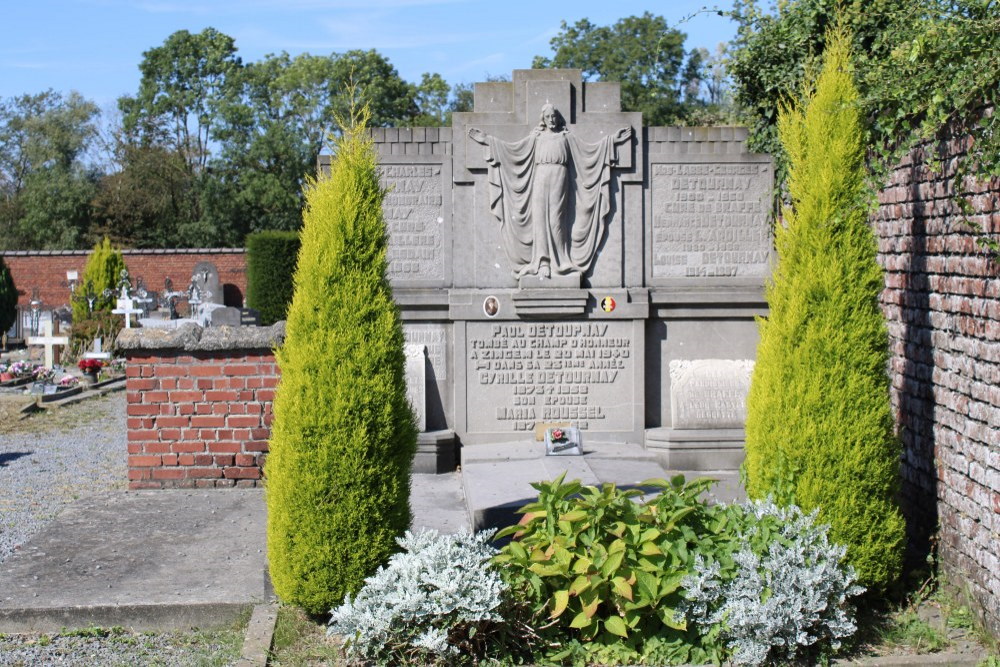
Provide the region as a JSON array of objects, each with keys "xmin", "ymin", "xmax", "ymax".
[{"xmin": 320, "ymin": 69, "xmax": 773, "ymax": 471}]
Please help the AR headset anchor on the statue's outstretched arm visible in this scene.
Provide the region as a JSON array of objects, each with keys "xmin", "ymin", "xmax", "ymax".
[
  {"xmin": 468, "ymin": 127, "xmax": 489, "ymax": 145},
  {"xmin": 614, "ymin": 126, "xmax": 632, "ymax": 143}
]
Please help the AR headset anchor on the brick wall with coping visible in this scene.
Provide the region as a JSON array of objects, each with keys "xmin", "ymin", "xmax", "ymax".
[
  {"xmin": 875, "ymin": 131, "xmax": 1000, "ymax": 634},
  {"xmin": 0, "ymin": 248, "xmax": 247, "ymax": 312},
  {"xmin": 117, "ymin": 323, "xmax": 284, "ymax": 489}
]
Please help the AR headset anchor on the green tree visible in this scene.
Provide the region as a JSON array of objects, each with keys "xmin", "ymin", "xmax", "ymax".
[
  {"xmin": 532, "ymin": 12, "xmax": 709, "ymax": 125},
  {"xmin": 0, "ymin": 90, "xmax": 100, "ymax": 249},
  {"xmin": 72, "ymin": 236, "xmax": 127, "ymax": 321},
  {"xmin": 0, "ymin": 255, "xmax": 16, "ymax": 339},
  {"xmin": 408, "ymin": 72, "xmax": 450, "ymax": 126},
  {"xmin": 266, "ymin": 106, "xmax": 417, "ymax": 615},
  {"xmin": 122, "ymin": 27, "xmax": 242, "ymax": 175},
  {"xmin": 743, "ymin": 30, "xmax": 905, "ymax": 592}
]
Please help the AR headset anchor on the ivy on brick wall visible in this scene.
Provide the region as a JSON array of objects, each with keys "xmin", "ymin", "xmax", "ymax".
[{"xmin": 729, "ymin": 0, "xmax": 1000, "ymax": 254}]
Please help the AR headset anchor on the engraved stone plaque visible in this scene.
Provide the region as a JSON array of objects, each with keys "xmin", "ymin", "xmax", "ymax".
[
  {"xmin": 466, "ymin": 321, "xmax": 635, "ymax": 433},
  {"xmin": 651, "ymin": 163, "xmax": 772, "ymax": 279},
  {"xmin": 669, "ymin": 359, "xmax": 754, "ymax": 429},
  {"xmin": 381, "ymin": 163, "xmax": 445, "ymax": 281},
  {"xmin": 404, "ymin": 343, "xmax": 427, "ymax": 432}
]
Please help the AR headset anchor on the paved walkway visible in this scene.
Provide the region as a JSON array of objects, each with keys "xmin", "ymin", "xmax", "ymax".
[{"xmin": 0, "ymin": 473, "xmax": 468, "ymax": 633}]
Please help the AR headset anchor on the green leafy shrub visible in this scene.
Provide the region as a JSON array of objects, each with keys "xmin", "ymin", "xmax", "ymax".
[
  {"xmin": 68, "ymin": 311, "xmax": 124, "ymax": 361},
  {"xmin": 743, "ymin": 29, "xmax": 905, "ymax": 593},
  {"xmin": 0, "ymin": 256, "xmax": 16, "ymax": 338},
  {"xmin": 246, "ymin": 230, "xmax": 300, "ymax": 325},
  {"xmin": 265, "ymin": 107, "xmax": 417, "ymax": 615},
  {"xmin": 329, "ymin": 529, "xmax": 517, "ymax": 665},
  {"xmin": 494, "ymin": 476, "xmax": 864, "ymax": 666},
  {"xmin": 72, "ymin": 237, "xmax": 127, "ymax": 321},
  {"xmin": 494, "ymin": 474, "xmax": 726, "ymax": 666}
]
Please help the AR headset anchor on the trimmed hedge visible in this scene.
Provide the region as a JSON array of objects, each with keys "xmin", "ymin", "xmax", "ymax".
[
  {"xmin": 246, "ymin": 230, "xmax": 300, "ymax": 325},
  {"xmin": 743, "ymin": 30, "xmax": 905, "ymax": 593},
  {"xmin": 0, "ymin": 256, "xmax": 15, "ymax": 338},
  {"xmin": 265, "ymin": 109, "xmax": 417, "ymax": 615}
]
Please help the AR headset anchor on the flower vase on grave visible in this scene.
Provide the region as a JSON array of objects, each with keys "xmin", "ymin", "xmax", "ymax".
[{"xmin": 78, "ymin": 358, "xmax": 103, "ymax": 385}]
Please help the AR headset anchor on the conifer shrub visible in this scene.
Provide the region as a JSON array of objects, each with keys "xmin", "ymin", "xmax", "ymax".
[
  {"xmin": 265, "ymin": 107, "xmax": 417, "ymax": 615},
  {"xmin": 72, "ymin": 237, "xmax": 127, "ymax": 322},
  {"xmin": 246, "ymin": 230, "xmax": 300, "ymax": 325},
  {"xmin": 743, "ymin": 29, "xmax": 905, "ymax": 592},
  {"xmin": 0, "ymin": 256, "xmax": 16, "ymax": 339}
]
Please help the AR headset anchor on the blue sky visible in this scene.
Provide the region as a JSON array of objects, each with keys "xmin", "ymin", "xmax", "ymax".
[{"xmin": 0, "ymin": 0, "xmax": 736, "ymax": 109}]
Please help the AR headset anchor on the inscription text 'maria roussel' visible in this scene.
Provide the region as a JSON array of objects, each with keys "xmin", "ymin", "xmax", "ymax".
[
  {"xmin": 382, "ymin": 164, "xmax": 444, "ymax": 280},
  {"xmin": 651, "ymin": 163, "xmax": 771, "ymax": 278},
  {"xmin": 466, "ymin": 322, "xmax": 634, "ymax": 433}
]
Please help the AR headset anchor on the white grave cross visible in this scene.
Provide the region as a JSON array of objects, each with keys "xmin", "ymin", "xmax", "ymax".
[
  {"xmin": 83, "ymin": 337, "xmax": 112, "ymax": 361},
  {"xmin": 112, "ymin": 293, "xmax": 143, "ymax": 329},
  {"xmin": 25, "ymin": 320, "xmax": 69, "ymax": 369}
]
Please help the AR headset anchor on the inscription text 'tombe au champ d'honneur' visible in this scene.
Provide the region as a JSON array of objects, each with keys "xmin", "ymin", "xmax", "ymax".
[{"xmin": 468, "ymin": 322, "xmax": 633, "ymax": 431}]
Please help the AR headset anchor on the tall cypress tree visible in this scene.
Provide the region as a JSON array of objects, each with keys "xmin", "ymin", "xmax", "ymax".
[
  {"xmin": 265, "ymin": 107, "xmax": 416, "ymax": 615},
  {"xmin": 72, "ymin": 237, "xmax": 127, "ymax": 322},
  {"xmin": 743, "ymin": 29, "xmax": 905, "ymax": 592},
  {"xmin": 0, "ymin": 256, "xmax": 16, "ymax": 339}
]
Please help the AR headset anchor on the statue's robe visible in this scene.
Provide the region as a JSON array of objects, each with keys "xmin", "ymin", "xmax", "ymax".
[{"xmin": 479, "ymin": 128, "xmax": 617, "ymax": 278}]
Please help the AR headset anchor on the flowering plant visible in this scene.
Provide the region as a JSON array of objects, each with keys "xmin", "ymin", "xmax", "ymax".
[
  {"xmin": 78, "ymin": 358, "xmax": 103, "ymax": 373},
  {"xmin": 108, "ymin": 357, "xmax": 126, "ymax": 374},
  {"xmin": 9, "ymin": 361, "xmax": 33, "ymax": 377},
  {"xmin": 33, "ymin": 366, "xmax": 55, "ymax": 383},
  {"xmin": 548, "ymin": 428, "xmax": 567, "ymax": 443},
  {"xmin": 58, "ymin": 375, "xmax": 79, "ymax": 387}
]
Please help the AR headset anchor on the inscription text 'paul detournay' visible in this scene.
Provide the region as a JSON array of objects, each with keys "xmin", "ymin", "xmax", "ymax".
[
  {"xmin": 382, "ymin": 164, "xmax": 445, "ymax": 280},
  {"xmin": 466, "ymin": 321, "xmax": 635, "ymax": 433},
  {"xmin": 651, "ymin": 163, "xmax": 771, "ymax": 278}
]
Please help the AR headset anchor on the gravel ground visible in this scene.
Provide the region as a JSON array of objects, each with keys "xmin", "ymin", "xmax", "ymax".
[
  {"xmin": 0, "ymin": 392, "xmax": 245, "ymax": 666},
  {"xmin": 0, "ymin": 392, "xmax": 127, "ymax": 564},
  {"xmin": 0, "ymin": 625, "xmax": 244, "ymax": 666}
]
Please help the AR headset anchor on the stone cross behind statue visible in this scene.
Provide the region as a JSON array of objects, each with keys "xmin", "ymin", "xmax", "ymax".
[{"xmin": 25, "ymin": 320, "xmax": 69, "ymax": 369}]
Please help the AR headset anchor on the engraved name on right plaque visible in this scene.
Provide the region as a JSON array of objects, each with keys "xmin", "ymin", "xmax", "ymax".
[{"xmin": 651, "ymin": 162, "xmax": 772, "ymax": 279}]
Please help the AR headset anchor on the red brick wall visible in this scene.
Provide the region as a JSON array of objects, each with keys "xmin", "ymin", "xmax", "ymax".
[
  {"xmin": 875, "ymin": 134, "xmax": 1000, "ymax": 633},
  {"xmin": 125, "ymin": 349, "xmax": 277, "ymax": 489},
  {"xmin": 1, "ymin": 249, "xmax": 247, "ymax": 311}
]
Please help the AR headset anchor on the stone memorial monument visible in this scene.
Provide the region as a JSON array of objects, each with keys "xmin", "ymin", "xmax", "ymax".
[{"xmin": 322, "ymin": 69, "xmax": 773, "ymax": 475}]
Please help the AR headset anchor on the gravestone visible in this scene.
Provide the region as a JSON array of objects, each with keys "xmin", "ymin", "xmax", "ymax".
[
  {"xmin": 82, "ymin": 337, "xmax": 112, "ymax": 362},
  {"xmin": 322, "ymin": 69, "xmax": 772, "ymax": 478},
  {"xmin": 404, "ymin": 343, "xmax": 427, "ymax": 432},
  {"xmin": 646, "ymin": 359, "xmax": 755, "ymax": 470},
  {"xmin": 112, "ymin": 293, "xmax": 143, "ymax": 329},
  {"xmin": 209, "ymin": 306, "xmax": 242, "ymax": 328},
  {"xmin": 25, "ymin": 320, "xmax": 69, "ymax": 369},
  {"xmin": 190, "ymin": 262, "xmax": 223, "ymax": 305},
  {"xmin": 403, "ymin": 341, "xmax": 458, "ymax": 474}
]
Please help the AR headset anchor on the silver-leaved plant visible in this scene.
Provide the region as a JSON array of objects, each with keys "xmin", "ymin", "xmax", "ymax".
[
  {"xmin": 684, "ymin": 500, "xmax": 865, "ymax": 666},
  {"xmin": 328, "ymin": 528, "xmax": 506, "ymax": 665}
]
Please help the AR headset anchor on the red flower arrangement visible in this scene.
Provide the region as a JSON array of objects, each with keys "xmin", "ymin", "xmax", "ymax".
[
  {"xmin": 548, "ymin": 428, "xmax": 567, "ymax": 443},
  {"xmin": 78, "ymin": 358, "xmax": 103, "ymax": 373}
]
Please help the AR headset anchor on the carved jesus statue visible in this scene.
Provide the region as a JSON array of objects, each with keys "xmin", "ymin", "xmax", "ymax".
[{"xmin": 469, "ymin": 104, "xmax": 631, "ymax": 279}]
